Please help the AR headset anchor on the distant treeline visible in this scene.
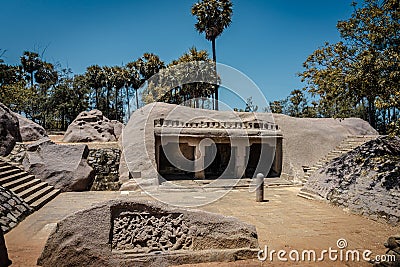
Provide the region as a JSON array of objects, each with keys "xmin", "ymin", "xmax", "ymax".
[
  {"xmin": 0, "ymin": 47, "xmax": 217, "ymax": 130},
  {"xmin": 1, "ymin": 0, "xmax": 399, "ymax": 135}
]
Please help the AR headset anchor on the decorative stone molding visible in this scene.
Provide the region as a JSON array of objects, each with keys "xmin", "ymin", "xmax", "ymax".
[{"xmin": 154, "ymin": 119, "xmax": 279, "ymax": 130}]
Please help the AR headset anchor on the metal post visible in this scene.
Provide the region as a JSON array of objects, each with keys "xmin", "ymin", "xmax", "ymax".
[{"xmin": 255, "ymin": 173, "xmax": 264, "ymax": 202}]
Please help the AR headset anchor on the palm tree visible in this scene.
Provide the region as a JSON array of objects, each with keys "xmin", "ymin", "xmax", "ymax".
[
  {"xmin": 125, "ymin": 62, "xmax": 141, "ymax": 113},
  {"xmin": 191, "ymin": 0, "xmax": 233, "ymax": 110},
  {"xmin": 20, "ymin": 51, "xmax": 42, "ymax": 87},
  {"xmin": 169, "ymin": 47, "xmax": 215, "ymax": 108},
  {"xmin": 85, "ymin": 65, "xmax": 105, "ymax": 110},
  {"xmin": 135, "ymin": 53, "xmax": 165, "ymax": 106},
  {"xmin": 111, "ymin": 66, "xmax": 126, "ymax": 121}
]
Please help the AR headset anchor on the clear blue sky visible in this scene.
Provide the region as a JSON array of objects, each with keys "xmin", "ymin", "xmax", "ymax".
[{"xmin": 1, "ymin": 0, "xmax": 354, "ymax": 104}]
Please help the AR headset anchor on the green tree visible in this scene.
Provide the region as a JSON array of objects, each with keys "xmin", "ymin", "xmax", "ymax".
[
  {"xmin": 168, "ymin": 47, "xmax": 216, "ymax": 108},
  {"xmin": 135, "ymin": 53, "xmax": 165, "ymax": 106},
  {"xmin": 288, "ymin": 89, "xmax": 307, "ymax": 117},
  {"xmin": 192, "ymin": 0, "xmax": 233, "ymax": 110},
  {"xmin": 20, "ymin": 51, "xmax": 42, "ymax": 88},
  {"xmin": 50, "ymin": 70, "xmax": 90, "ymax": 130},
  {"xmin": 270, "ymin": 100, "xmax": 283, "ymax": 114},
  {"xmin": 300, "ymin": 0, "xmax": 400, "ymax": 131},
  {"xmin": 135, "ymin": 53, "xmax": 165, "ymax": 81},
  {"xmin": 85, "ymin": 65, "xmax": 106, "ymax": 110},
  {"xmin": 125, "ymin": 61, "xmax": 141, "ymax": 114},
  {"xmin": 110, "ymin": 66, "xmax": 126, "ymax": 121},
  {"xmin": 141, "ymin": 48, "xmax": 217, "ymax": 108}
]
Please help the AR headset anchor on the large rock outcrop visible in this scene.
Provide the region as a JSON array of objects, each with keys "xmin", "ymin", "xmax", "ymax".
[
  {"xmin": 0, "ymin": 103, "xmax": 22, "ymax": 156},
  {"xmin": 37, "ymin": 199, "xmax": 259, "ymax": 267},
  {"xmin": 21, "ymin": 139, "xmax": 95, "ymax": 192},
  {"xmin": 62, "ymin": 110, "xmax": 123, "ymax": 142},
  {"xmin": 14, "ymin": 113, "xmax": 48, "ymax": 142},
  {"xmin": 120, "ymin": 103, "xmax": 378, "ymax": 189},
  {"xmin": 302, "ymin": 136, "xmax": 400, "ymax": 225}
]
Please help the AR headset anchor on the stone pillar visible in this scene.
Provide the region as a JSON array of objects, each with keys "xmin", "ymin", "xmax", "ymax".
[
  {"xmin": 273, "ymin": 137, "xmax": 283, "ymax": 176},
  {"xmin": 155, "ymin": 138, "xmax": 160, "ymax": 172},
  {"xmin": 194, "ymin": 141, "xmax": 205, "ymax": 179},
  {"xmin": 234, "ymin": 141, "xmax": 247, "ymax": 178},
  {"xmin": 255, "ymin": 173, "xmax": 264, "ymax": 202}
]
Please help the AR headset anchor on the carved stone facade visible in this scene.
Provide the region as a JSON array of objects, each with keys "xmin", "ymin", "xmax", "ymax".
[
  {"xmin": 154, "ymin": 118, "xmax": 283, "ymax": 180},
  {"xmin": 112, "ymin": 212, "xmax": 192, "ymax": 253}
]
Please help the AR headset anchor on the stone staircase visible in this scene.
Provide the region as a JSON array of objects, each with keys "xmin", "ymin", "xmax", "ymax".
[
  {"xmin": 0, "ymin": 159, "xmax": 60, "ymax": 210},
  {"xmin": 301, "ymin": 135, "xmax": 378, "ymax": 184},
  {"xmin": 298, "ymin": 135, "xmax": 378, "ymax": 200}
]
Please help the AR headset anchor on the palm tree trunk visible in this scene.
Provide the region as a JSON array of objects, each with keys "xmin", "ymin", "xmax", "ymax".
[
  {"xmin": 212, "ymin": 38, "xmax": 218, "ymax": 110},
  {"xmin": 135, "ymin": 89, "xmax": 139, "ymax": 110},
  {"xmin": 115, "ymin": 87, "xmax": 118, "ymax": 120},
  {"xmin": 126, "ymin": 86, "xmax": 130, "ymax": 119},
  {"xmin": 95, "ymin": 87, "xmax": 99, "ymax": 109},
  {"xmin": 367, "ymin": 96, "xmax": 376, "ymax": 129},
  {"xmin": 106, "ymin": 86, "xmax": 110, "ymax": 118}
]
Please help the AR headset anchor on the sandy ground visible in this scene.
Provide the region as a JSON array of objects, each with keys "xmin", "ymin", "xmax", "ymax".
[{"xmin": 4, "ymin": 186, "xmax": 399, "ymax": 267}]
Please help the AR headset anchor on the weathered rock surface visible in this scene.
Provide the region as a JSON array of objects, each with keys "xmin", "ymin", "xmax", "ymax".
[
  {"xmin": 21, "ymin": 139, "xmax": 95, "ymax": 192},
  {"xmin": 62, "ymin": 109, "xmax": 123, "ymax": 142},
  {"xmin": 14, "ymin": 113, "xmax": 48, "ymax": 142},
  {"xmin": 0, "ymin": 102, "xmax": 22, "ymax": 156},
  {"xmin": 0, "ymin": 185, "xmax": 32, "ymax": 233},
  {"xmin": 272, "ymin": 114, "xmax": 378, "ymax": 181},
  {"xmin": 37, "ymin": 200, "xmax": 259, "ymax": 267},
  {"xmin": 303, "ymin": 136, "xmax": 400, "ymax": 225},
  {"xmin": 88, "ymin": 148, "xmax": 121, "ymax": 191},
  {"xmin": 0, "ymin": 227, "xmax": 12, "ymax": 267},
  {"xmin": 121, "ymin": 102, "xmax": 378, "ymax": 189}
]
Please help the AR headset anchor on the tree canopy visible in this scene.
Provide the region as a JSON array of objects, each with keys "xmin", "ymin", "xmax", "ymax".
[{"xmin": 287, "ymin": 0, "xmax": 400, "ymax": 134}]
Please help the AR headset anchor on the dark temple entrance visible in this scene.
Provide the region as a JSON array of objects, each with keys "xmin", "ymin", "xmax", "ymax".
[
  {"xmin": 158, "ymin": 143, "xmax": 195, "ymax": 180},
  {"xmin": 204, "ymin": 144, "xmax": 236, "ymax": 178},
  {"xmin": 245, "ymin": 143, "xmax": 278, "ymax": 178}
]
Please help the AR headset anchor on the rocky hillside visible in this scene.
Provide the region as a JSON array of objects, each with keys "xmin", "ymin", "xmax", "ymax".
[{"xmin": 302, "ymin": 136, "xmax": 400, "ymax": 225}]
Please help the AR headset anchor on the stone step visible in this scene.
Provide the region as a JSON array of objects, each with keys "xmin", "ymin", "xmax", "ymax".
[
  {"xmin": 17, "ymin": 182, "xmax": 49, "ymax": 199},
  {"xmin": 0, "ymin": 168, "xmax": 20, "ymax": 179},
  {"xmin": 30, "ymin": 189, "xmax": 60, "ymax": 210},
  {"xmin": 11, "ymin": 178, "xmax": 42, "ymax": 194},
  {"xmin": 0, "ymin": 165, "xmax": 15, "ymax": 172},
  {"xmin": 25, "ymin": 186, "xmax": 55, "ymax": 205},
  {"xmin": 0, "ymin": 158, "xmax": 60, "ymax": 215},
  {"xmin": 302, "ymin": 135, "xmax": 379, "ymax": 183},
  {"xmin": 0, "ymin": 172, "xmax": 31, "ymax": 185}
]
